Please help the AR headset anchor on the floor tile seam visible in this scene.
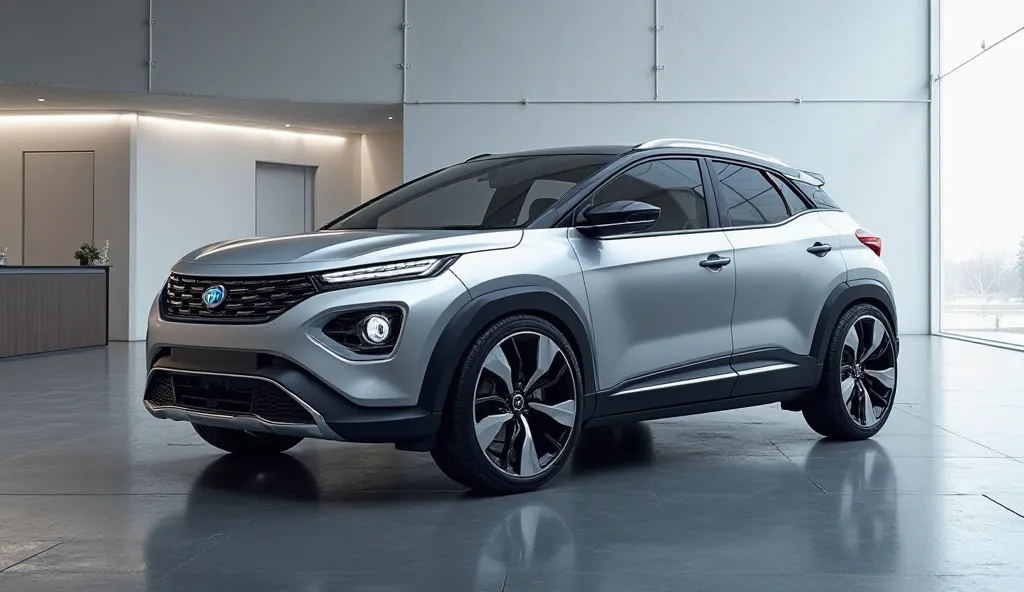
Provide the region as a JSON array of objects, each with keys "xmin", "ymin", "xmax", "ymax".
[
  {"xmin": 0, "ymin": 380, "xmax": 113, "ymax": 398},
  {"xmin": 500, "ymin": 568, "xmax": 1024, "ymax": 577},
  {"xmin": 0, "ymin": 430, "xmax": 116, "ymax": 468},
  {"xmin": 982, "ymin": 494, "xmax": 1024, "ymax": 519},
  {"xmin": 152, "ymin": 514, "xmax": 259, "ymax": 584},
  {"xmin": 0, "ymin": 542, "xmax": 62, "ymax": 574},
  {"xmin": 893, "ymin": 408, "xmax": 1018, "ymax": 459},
  {"xmin": 766, "ymin": 439, "xmax": 829, "ymax": 494},
  {"xmin": 129, "ymin": 568, "xmax": 1024, "ymax": 578},
  {"xmin": 0, "ymin": 492, "xmax": 191, "ymax": 497}
]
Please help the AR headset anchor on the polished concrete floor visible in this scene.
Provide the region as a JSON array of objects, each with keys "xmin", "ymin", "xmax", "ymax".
[{"xmin": 1, "ymin": 337, "xmax": 1023, "ymax": 591}]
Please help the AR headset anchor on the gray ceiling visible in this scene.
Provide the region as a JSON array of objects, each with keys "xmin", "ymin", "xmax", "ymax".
[{"xmin": 0, "ymin": 83, "xmax": 402, "ymax": 134}]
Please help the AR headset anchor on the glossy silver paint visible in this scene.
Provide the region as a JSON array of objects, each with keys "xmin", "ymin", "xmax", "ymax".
[
  {"xmin": 724, "ymin": 212, "xmax": 849, "ymax": 357},
  {"xmin": 568, "ymin": 228, "xmax": 735, "ymax": 391},
  {"xmin": 818, "ymin": 209, "xmax": 894, "ymax": 292},
  {"xmin": 178, "ymin": 229, "xmax": 523, "ymax": 276},
  {"xmin": 145, "ymin": 144, "xmax": 895, "ymax": 445},
  {"xmin": 147, "ymin": 267, "xmax": 471, "ymax": 407}
]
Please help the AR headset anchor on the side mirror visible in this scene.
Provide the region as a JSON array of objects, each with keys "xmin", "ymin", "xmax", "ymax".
[{"xmin": 574, "ymin": 200, "xmax": 660, "ymax": 238}]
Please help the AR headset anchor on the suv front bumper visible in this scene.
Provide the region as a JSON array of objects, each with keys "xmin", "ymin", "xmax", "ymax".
[{"xmin": 143, "ymin": 270, "xmax": 470, "ymax": 448}]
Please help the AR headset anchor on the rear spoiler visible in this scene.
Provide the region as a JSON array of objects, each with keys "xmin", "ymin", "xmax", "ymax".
[{"xmin": 801, "ymin": 170, "xmax": 825, "ymax": 185}]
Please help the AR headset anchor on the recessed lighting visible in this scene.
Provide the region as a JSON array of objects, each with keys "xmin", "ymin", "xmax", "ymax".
[
  {"xmin": 284, "ymin": 124, "xmax": 291, "ymax": 127},
  {"xmin": 388, "ymin": 116, "xmax": 394, "ymax": 120},
  {"xmin": 351, "ymin": 125, "xmax": 357, "ymax": 128},
  {"xmin": 37, "ymin": 98, "xmax": 45, "ymax": 102}
]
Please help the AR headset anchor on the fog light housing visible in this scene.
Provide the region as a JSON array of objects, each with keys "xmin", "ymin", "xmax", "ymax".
[
  {"xmin": 361, "ymin": 314, "xmax": 391, "ymax": 345},
  {"xmin": 321, "ymin": 307, "xmax": 404, "ymax": 356}
]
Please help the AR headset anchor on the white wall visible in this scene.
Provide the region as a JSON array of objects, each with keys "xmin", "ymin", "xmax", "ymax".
[
  {"xmin": 0, "ymin": 0, "xmax": 401, "ymax": 103},
  {"xmin": 0, "ymin": 114, "xmax": 135, "ymax": 340},
  {"xmin": 402, "ymin": 0, "xmax": 932, "ymax": 334},
  {"xmin": 130, "ymin": 116, "xmax": 359, "ymax": 340},
  {"xmin": 1, "ymin": 0, "xmax": 932, "ymax": 334},
  {"xmin": 360, "ymin": 131, "xmax": 404, "ymax": 202},
  {"xmin": 0, "ymin": 0, "xmax": 148, "ymax": 92}
]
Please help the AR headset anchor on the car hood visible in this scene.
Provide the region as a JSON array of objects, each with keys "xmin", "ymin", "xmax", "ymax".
[{"xmin": 173, "ymin": 229, "xmax": 523, "ymax": 276}]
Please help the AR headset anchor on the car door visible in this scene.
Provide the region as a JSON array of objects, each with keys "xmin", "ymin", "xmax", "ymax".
[
  {"xmin": 708, "ymin": 159, "xmax": 849, "ymax": 397},
  {"xmin": 568, "ymin": 157, "xmax": 737, "ymax": 417}
]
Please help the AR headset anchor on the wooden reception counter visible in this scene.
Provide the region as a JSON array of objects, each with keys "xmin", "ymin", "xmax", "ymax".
[{"xmin": 0, "ymin": 266, "xmax": 109, "ymax": 359}]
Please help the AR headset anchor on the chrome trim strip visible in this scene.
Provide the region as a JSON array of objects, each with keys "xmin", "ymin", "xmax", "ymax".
[
  {"xmin": 144, "ymin": 368, "xmax": 343, "ymax": 441},
  {"xmin": 613, "ymin": 371, "xmax": 736, "ymax": 396},
  {"xmin": 144, "ymin": 400, "xmax": 329, "ymax": 439},
  {"xmin": 735, "ymin": 363, "xmax": 798, "ymax": 376},
  {"xmin": 612, "ymin": 362, "xmax": 799, "ymax": 397}
]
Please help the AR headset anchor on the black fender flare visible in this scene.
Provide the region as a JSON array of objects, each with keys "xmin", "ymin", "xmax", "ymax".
[
  {"xmin": 809, "ymin": 278, "xmax": 898, "ymax": 381},
  {"xmin": 417, "ymin": 286, "xmax": 598, "ymax": 417}
]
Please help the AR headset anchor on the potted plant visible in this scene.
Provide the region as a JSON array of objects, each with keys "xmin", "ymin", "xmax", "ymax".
[{"xmin": 74, "ymin": 243, "xmax": 102, "ymax": 266}]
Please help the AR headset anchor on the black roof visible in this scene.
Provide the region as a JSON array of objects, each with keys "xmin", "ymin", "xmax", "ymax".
[
  {"xmin": 464, "ymin": 141, "xmax": 822, "ymax": 185},
  {"xmin": 467, "ymin": 145, "xmax": 633, "ymax": 160}
]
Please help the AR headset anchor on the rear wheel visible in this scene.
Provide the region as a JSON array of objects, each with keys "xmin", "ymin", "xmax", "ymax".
[
  {"xmin": 192, "ymin": 424, "xmax": 303, "ymax": 454},
  {"xmin": 431, "ymin": 314, "xmax": 584, "ymax": 495},
  {"xmin": 802, "ymin": 303, "xmax": 898, "ymax": 440}
]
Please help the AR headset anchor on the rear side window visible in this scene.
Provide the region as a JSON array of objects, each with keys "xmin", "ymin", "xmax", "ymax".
[
  {"xmin": 769, "ymin": 173, "xmax": 810, "ymax": 214},
  {"xmin": 712, "ymin": 161, "xmax": 790, "ymax": 227},
  {"xmin": 794, "ymin": 180, "xmax": 840, "ymax": 210}
]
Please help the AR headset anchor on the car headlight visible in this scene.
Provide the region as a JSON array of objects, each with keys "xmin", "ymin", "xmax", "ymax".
[{"xmin": 318, "ymin": 255, "xmax": 458, "ymax": 288}]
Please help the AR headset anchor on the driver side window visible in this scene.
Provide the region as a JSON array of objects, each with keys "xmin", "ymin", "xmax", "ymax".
[{"xmin": 590, "ymin": 159, "xmax": 709, "ymax": 233}]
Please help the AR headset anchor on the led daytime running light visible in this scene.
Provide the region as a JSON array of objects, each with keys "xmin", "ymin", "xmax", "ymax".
[{"xmin": 319, "ymin": 257, "xmax": 449, "ymax": 285}]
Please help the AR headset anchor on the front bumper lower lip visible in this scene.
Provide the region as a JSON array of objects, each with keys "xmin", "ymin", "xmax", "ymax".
[
  {"xmin": 144, "ymin": 355, "xmax": 443, "ymax": 447},
  {"xmin": 143, "ymin": 368, "xmax": 345, "ymax": 441},
  {"xmin": 144, "ymin": 400, "xmax": 336, "ymax": 440}
]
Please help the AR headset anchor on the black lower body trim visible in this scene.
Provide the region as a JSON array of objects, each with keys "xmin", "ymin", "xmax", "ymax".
[
  {"xmin": 586, "ymin": 389, "xmax": 807, "ymax": 427},
  {"xmin": 147, "ymin": 350, "xmax": 440, "ymax": 448}
]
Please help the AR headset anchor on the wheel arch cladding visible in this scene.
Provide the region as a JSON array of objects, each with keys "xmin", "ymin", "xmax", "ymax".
[
  {"xmin": 810, "ymin": 279, "xmax": 898, "ymax": 370},
  {"xmin": 417, "ymin": 286, "xmax": 597, "ymax": 415}
]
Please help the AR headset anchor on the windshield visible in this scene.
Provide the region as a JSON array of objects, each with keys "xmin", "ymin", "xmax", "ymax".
[{"xmin": 324, "ymin": 153, "xmax": 617, "ymax": 230}]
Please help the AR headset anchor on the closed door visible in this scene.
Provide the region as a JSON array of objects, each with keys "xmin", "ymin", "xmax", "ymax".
[
  {"xmin": 710, "ymin": 160, "xmax": 848, "ymax": 395},
  {"xmin": 23, "ymin": 151, "xmax": 95, "ymax": 265},
  {"xmin": 255, "ymin": 162, "xmax": 315, "ymax": 236},
  {"xmin": 569, "ymin": 158, "xmax": 737, "ymax": 416}
]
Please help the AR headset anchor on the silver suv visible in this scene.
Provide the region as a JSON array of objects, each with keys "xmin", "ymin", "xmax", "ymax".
[{"xmin": 145, "ymin": 139, "xmax": 898, "ymax": 494}]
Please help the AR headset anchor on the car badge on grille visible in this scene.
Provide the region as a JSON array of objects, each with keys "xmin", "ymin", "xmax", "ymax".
[{"xmin": 202, "ymin": 285, "xmax": 227, "ymax": 310}]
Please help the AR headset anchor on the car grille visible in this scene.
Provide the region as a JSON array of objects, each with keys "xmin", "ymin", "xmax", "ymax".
[
  {"xmin": 144, "ymin": 373, "xmax": 315, "ymax": 425},
  {"xmin": 162, "ymin": 273, "xmax": 318, "ymax": 323}
]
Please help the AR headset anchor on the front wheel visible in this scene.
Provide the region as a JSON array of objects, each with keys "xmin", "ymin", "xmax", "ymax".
[
  {"xmin": 802, "ymin": 303, "xmax": 898, "ymax": 440},
  {"xmin": 192, "ymin": 424, "xmax": 303, "ymax": 454},
  {"xmin": 431, "ymin": 314, "xmax": 584, "ymax": 495}
]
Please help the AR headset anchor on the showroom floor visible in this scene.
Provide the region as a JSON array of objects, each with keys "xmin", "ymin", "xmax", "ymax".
[{"xmin": 1, "ymin": 337, "xmax": 1023, "ymax": 591}]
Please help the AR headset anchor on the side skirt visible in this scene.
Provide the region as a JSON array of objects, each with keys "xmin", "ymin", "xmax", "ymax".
[
  {"xmin": 585, "ymin": 389, "xmax": 809, "ymax": 427},
  {"xmin": 590, "ymin": 348, "xmax": 818, "ymax": 421}
]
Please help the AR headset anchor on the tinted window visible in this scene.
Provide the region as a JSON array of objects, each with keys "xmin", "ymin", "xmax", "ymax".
[
  {"xmin": 794, "ymin": 180, "xmax": 840, "ymax": 210},
  {"xmin": 516, "ymin": 179, "xmax": 577, "ymax": 224},
  {"xmin": 712, "ymin": 161, "xmax": 789, "ymax": 227},
  {"xmin": 770, "ymin": 173, "xmax": 810, "ymax": 214},
  {"xmin": 326, "ymin": 154, "xmax": 615, "ymax": 230},
  {"xmin": 590, "ymin": 159, "xmax": 709, "ymax": 233}
]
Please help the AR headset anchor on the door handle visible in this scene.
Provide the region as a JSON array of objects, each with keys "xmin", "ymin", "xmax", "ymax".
[
  {"xmin": 699, "ymin": 254, "xmax": 731, "ymax": 270},
  {"xmin": 807, "ymin": 242, "xmax": 832, "ymax": 256}
]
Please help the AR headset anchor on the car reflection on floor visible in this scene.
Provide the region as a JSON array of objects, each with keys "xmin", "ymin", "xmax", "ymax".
[{"xmin": 143, "ymin": 424, "xmax": 898, "ymax": 590}]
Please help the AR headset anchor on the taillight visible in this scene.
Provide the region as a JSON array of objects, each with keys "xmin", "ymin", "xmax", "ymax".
[{"xmin": 856, "ymin": 229, "xmax": 882, "ymax": 257}]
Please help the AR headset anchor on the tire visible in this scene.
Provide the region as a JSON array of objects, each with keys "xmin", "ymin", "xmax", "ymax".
[
  {"xmin": 192, "ymin": 423, "xmax": 303, "ymax": 454},
  {"xmin": 802, "ymin": 303, "xmax": 898, "ymax": 440},
  {"xmin": 431, "ymin": 314, "xmax": 584, "ymax": 495}
]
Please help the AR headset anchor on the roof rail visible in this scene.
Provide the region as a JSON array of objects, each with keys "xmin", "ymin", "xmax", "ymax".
[
  {"xmin": 465, "ymin": 153, "xmax": 492, "ymax": 161},
  {"xmin": 635, "ymin": 138, "xmax": 788, "ymax": 166}
]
